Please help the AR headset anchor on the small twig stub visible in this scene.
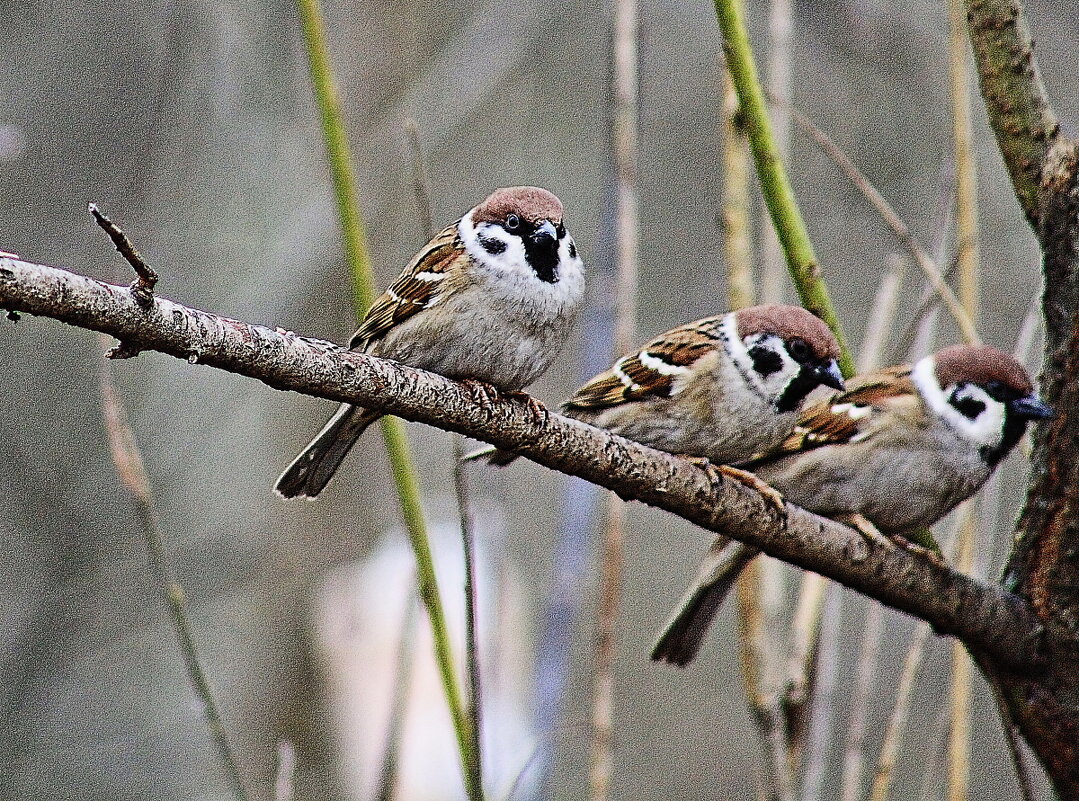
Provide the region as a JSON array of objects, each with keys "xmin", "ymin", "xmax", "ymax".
[{"xmin": 88, "ymin": 203, "xmax": 159, "ymax": 307}]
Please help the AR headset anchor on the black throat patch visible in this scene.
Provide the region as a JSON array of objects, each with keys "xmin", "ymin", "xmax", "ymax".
[
  {"xmin": 981, "ymin": 411, "xmax": 1028, "ymax": 467},
  {"xmin": 775, "ymin": 366, "xmax": 821, "ymax": 413},
  {"xmin": 524, "ymin": 236, "xmax": 560, "ymax": 283}
]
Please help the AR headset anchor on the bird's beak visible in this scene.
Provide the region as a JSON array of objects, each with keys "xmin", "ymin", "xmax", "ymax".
[
  {"xmin": 1010, "ymin": 395, "xmax": 1052, "ymax": 420},
  {"xmin": 813, "ymin": 359, "xmax": 846, "ymax": 391},
  {"xmin": 532, "ymin": 220, "xmax": 558, "ymax": 244}
]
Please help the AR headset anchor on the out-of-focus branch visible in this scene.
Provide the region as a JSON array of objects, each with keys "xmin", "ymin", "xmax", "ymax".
[
  {"xmin": 589, "ymin": 2, "xmax": 639, "ymax": 798},
  {"xmin": 947, "ymin": 2, "xmax": 979, "ymax": 793},
  {"xmin": 98, "ymin": 341, "xmax": 249, "ymax": 801},
  {"xmin": 867, "ymin": 622, "xmax": 933, "ymax": 801},
  {"xmin": 295, "ymin": 3, "xmax": 479, "ymax": 795},
  {"xmin": 712, "ymin": 0, "xmax": 854, "ymax": 376},
  {"xmin": 0, "ymin": 256, "xmax": 1046, "ymax": 670}
]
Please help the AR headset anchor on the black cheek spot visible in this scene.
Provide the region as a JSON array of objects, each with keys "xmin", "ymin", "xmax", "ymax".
[
  {"xmin": 951, "ymin": 393, "xmax": 986, "ymax": 420},
  {"xmin": 479, "ymin": 235, "xmax": 506, "ymax": 255},
  {"xmin": 748, "ymin": 345, "xmax": 783, "ymax": 377},
  {"xmin": 569, "ymin": 241, "xmax": 577, "ymax": 259}
]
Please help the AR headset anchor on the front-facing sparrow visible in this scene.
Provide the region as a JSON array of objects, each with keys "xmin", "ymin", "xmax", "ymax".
[{"xmin": 276, "ymin": 186, "xmax": 585, "ymax": 499}]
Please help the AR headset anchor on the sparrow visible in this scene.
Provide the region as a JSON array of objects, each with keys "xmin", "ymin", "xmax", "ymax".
[
  {"xmin": 275, "ymin": 186, "xmax": 585, "ymax": 499},
  {"xmin": 652, "ymin": 344, "xmax": 1051, "ymax": 667},
  {"xmin": 471, "ymin": 304, "xmax": 845, "ymax": 469}
]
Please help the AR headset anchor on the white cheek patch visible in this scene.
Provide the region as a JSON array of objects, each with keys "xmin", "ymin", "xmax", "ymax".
[
  {"xmin": 457, "ymin": 212, "xmax": 586, "ymax": 315},
  {"xmin": 459, "ymin": 214, "xmax": 529, "ymax": 272},
  {"xmin": 912, "ymin": 357, "xmax": 1007, "ymax": 449},
  {"xmin": 720, "ymin": 314, "xmax": 801, "ymax": 404}
]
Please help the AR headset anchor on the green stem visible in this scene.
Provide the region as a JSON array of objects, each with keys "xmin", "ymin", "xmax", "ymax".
[
  {"xmin": 712, "ymin": 0, "xmax": 854, "ymax": 377},
  {"xmin": 295, "ymin": 1, "xmax": 480, "ymax": 797},
  {"xmin": 296, "ymin": 0, "xmax": 376, "ymax": 311}
]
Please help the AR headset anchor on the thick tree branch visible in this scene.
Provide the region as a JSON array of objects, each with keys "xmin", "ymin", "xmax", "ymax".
[
  {"xmin": 0, "ymin": 255, "xmax": 1047, "ymax": 670},
  {"xmin": 963, "ymin": 0, "xmax": 1060, "ymax": 228},
  {"xmin": 965, "ymin": 2, "xmax": 1079, "ymax": 794}
]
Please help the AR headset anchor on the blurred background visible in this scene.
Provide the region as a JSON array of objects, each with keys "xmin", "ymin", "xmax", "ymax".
[{"xmin": 2, "ymin": 0, "xmax": 1076, "ymax": 798}]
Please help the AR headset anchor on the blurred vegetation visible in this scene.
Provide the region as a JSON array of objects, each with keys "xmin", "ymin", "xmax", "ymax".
[{"xmin": 2, "ymin": 1, "xmax": 1076, "ymax": 799}]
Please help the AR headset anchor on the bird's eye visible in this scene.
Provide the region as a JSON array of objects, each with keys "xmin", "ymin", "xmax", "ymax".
[
  {"xmin": 788, "ymin": 338, "xmax": 811, "ymax": 362},
  {"xmin": 505, "ymin": 214, "xmax": 521, "ymax": 232}
]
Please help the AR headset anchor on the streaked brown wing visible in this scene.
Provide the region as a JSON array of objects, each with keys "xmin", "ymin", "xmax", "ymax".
[
  {"xmin": 754, "ymin": 365, "xmax": 915, "ymax": 459},
  {"xmin": 349, "ymin": 224, "xmax": 463, "ymax": 350},
  {"xmin": 563, "ymin": 317, "xmax": 723, "ymax": 410}
]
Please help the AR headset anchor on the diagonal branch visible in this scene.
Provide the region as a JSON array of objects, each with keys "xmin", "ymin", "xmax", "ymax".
[{"xmin": 0, "ymin": 255, "xmax": 1045, "ymax": 671}]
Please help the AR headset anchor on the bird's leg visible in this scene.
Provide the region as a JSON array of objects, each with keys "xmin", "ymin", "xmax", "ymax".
[
  {"xmin": 504, "ymin": 390, "xmax": 549, "ymax": 425},
  {"xmin": 838, "ymin": 513, "xmax": 894, "ymax": 550},
  {"xmin": 461, "ymin": 379, "xmax": 500, "ymax": 413},
  {"xmin": 889, "ymin": 531, "xmax": 947, "ymax": 566},
  {"xmin": 717, "ymin": 464, "xmax": 786, "ymax": 514},
  {"xmin": 680, "ymin": 456, "xmax": 785, "ymax": 514},
  {"xmin": 837, "ymin": 514, "xmax": 946, "ymax": 566}
]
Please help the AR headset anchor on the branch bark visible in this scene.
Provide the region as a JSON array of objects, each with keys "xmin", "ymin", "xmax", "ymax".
[
  {"xmin": 964, "ymin": 1, "xmax": 1079, "ymax": 796},
  {"xmin": 963, "ymin": 0, "xmax": 1060, "ymax": 226},
  {"xmin": 0, "ymin": 254, "xmax": 1045, "ymax": 673}
]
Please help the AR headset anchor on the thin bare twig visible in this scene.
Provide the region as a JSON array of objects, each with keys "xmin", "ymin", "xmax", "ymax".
[
  {"xmin": 976, "ymin": 653, "xmax": 1037, "ymax": 801},
  {"xmin": 403, "ymin": 121, "xmax": 486, "ymax": 798},
  {"xmin": 947, "ymin": 8, "xmax": 980, "ymax": 793},
  {"xmin": 867, "ymin": 620, "xmax": 934, "ymax": 801},
  {"xmin": 737, "ymin": 560, "xmax": 795, "ymax": 801},
  {"xmin": 868, "ymin": 523, "xmax": 963, "ymax": 801},
  {"xmin": 590, "ymin": 0, "xmax": 638, "ymax": 795},
  {"xmin": 98, "ymin": 339, "xmax": 249, "ymax": 801},
  {"xmin": 88, "ymin": 203, "xmax": 158, "ymax": 307},
  {"xmin": 274, "ymin": 741, "xmax": 296, "ymax": 801},
  {"xmin": 798, "ymin": 583, "xmax": 842, "ymax": 801},
  {"xmin": 771, "ymin": 96, "xmax": 979, "ymax": 346},
  {"xmin": 455, "ymin": 436, "xmax": 485, "ymax": 798},
  {"xmin": 838, "ymin": 601, "xmax": 883, "ymax": 801}
]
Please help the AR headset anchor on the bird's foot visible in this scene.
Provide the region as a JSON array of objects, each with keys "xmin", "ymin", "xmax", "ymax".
[
  {"xmin": 462, "ymin": 379, "xmax": 500, "ymax": 413},
  {"xmin": 505, "ymin": 390, "xmax": 549, "ymax": 425}
]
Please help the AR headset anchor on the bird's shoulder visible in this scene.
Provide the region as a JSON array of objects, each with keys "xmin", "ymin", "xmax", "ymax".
[
  {"xmin": 349, "ymin": 224, "xmax": 466, "ymax": 350},
  {"xmin": 563, "ymin": 317, "xmax": 725, "ymax": 410}
]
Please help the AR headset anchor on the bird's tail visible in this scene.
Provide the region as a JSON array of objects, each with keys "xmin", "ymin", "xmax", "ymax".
[
  {"xmin": 275, "ymin": 404, "xmax": 382, "ymax": 499},
  {"xmin": 460, "ymin": 444, "xmax": 521, "ymax": 467},
  {"xmin": 651, "ymin": 537, "xmax": 762, "ymax": 667}
]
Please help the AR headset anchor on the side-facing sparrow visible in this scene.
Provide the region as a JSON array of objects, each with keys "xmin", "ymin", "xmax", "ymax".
[
  {"xmin": 653, "ymin": 344, "xmax": 1051, "ymax": 667},
  {"xmin": 276, "ymin": 186, "xmax": 585, "ymax": 499},
  {"xmin": 473, "ymin": 304, "xmax": 844, "ymax": 468}
]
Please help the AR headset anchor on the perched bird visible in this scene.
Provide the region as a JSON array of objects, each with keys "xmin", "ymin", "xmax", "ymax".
[
  {"xmin": 276, "ymin": 186, "xmax": 585, "ymax": 499},
  {"xmin": 472, "ymin": 304, "xmax": 845, "ymax": 469},
  {"xmin": 652, "ymin": 344, "xmax": 1052, "ymax": 667}
]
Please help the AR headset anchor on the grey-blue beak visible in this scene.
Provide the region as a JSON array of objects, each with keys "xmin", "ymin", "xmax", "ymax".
[
  {"xmin": 815, "ymin": 359, "xmax": 845, "ymax": 391},
  {"xmin": 1010, "ymin": 395, "xmax": 1052, "ymax": 420},
  {"xmin": 532, "ymin": 220, "xmax": 558, "ymax": 244}
]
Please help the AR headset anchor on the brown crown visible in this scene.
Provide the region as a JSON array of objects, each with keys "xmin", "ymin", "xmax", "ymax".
[
  {"xmin": 735, "ymin": 304, "xmax": 841, "ymax": 360},
  {"xmin": 933, "ymin": 344, "xmax": 1034, "ymax": 394},
  {"xmin": 471, "ymin": 186, "xmax": 564, "ymax": 226}
]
